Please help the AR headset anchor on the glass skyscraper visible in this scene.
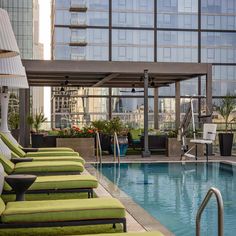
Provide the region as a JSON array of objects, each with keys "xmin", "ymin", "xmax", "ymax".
[{"xmin": 52, "ymin": 0, "xmax": 236, "ymax": 129}]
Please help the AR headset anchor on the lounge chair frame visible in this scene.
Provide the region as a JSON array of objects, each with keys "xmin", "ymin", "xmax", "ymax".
[
  {"xmin": 2, "ymin": 187, "xmax": 94, "ymax": 198},
  {"xmin": 0, "ymin": 218, "xmax": 127, "ymax": 231}
]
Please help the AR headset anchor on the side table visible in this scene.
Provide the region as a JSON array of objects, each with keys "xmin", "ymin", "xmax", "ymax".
[{"xmin": 5, "ymin": 175, "xmax": 37, "ymax": 201}]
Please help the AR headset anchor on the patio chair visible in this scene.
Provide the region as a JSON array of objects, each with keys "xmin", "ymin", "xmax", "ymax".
[
  {"xmin": 189, "ymin": 123, "xmax": 217, "ymax": 161},
  {"xmin": 0, "ymin": 154, "xmax": 84, "ymax": 175},
  {"xmin": 0, "ymin": 132, "xmax": 85, "ymax": 164},
  {"xmin": 1, "ymin": 167, "xmax": 98, "ymax": 200},
  {"xmin": 0, "ymin": 132, "xmax": 80, "ymax": 157}
]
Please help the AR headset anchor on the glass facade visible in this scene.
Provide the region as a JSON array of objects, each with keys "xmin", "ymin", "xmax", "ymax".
[{"xmin": 52, "ymin": 0, "xmax": 236, "ymax": 129}]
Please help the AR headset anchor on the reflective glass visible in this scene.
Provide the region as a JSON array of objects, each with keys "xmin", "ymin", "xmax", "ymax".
[
  {"xmin": 201, "ymin": 0, "xmax": 236, "ymax": 30},
  {"xmin": 112, "ymin": 29, "xmax": 154, "ymax": 61},
  {"xmin": 212, "ymin": 66, "xmax": 236, "ymax": 96},
  {"xmin": 112, "ymin": 0, "xmax": 154, "ymax": 27},
  {"xmin": 201, "ymin": 32, "xmax": 236, "ymax": 63},
  {"xmin": 157, "ymin": 0, "xmax": 198, "ymax": 29},
  {"xmin": 157, "ymin": 31, "xmax": 198, "ymax": 62}
]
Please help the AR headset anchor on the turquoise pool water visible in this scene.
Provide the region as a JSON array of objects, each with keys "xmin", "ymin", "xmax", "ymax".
[{"xmin": 95, "ymin": 162, "xmax": 236, "ymax": 236}]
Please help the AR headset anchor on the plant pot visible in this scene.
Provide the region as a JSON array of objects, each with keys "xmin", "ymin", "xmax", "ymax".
[
  {"xmin": 31, "ymin": 133, "xmax": 44, "ymax": 148},
  {"xmin": 218, "ymin": 133, "xmax": 234, "ymax": 156},
  {"xmin": 56, "ymin": 137, "xmax": 95, "ymax": 158},
  {"xmin": 110, "ymin": 136, "xmax": 128, "ymax": 157}
]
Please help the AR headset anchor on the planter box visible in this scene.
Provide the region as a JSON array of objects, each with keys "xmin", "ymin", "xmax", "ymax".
[
  {"xmin": 168, "ymin": 138, "xmax": 204, "ymax": 157},
  {"xmin": 56, "ymin": 138, "xmax": 95, "ymax": 158}
]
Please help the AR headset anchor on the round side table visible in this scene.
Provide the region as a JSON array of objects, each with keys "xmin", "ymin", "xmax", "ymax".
[{"xmin": 5, "ymin": 175, "xmax": 37, "ymax": 201}]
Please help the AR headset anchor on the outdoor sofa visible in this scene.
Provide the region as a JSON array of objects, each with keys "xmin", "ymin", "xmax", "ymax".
[{"xmin": 0, "ymin": 154, "xmax": 84, "ymax": 175}]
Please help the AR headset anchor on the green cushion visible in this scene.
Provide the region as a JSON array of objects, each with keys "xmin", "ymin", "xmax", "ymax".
[
  {"xmin": 4, "ymin": 175, "xmax": 98, "ymax": 191},
  {"xmin": 30, "ymin": 155, "xmax": 85, "ymax": 165},
  {"xmin": 0, "ymin": 132, "xmax": 26, "ymax": 157},
  {"xmin": 78, "ymin": 232, "xmax": 165, "ymax": 236},
  {"xmin": 2, "ymin": 198, "xmax": 125, "ymax": 223},
  {"xmin": 13, "ymin": 161, "xmax": 84, "ymax": 174},
  {"xmin": 25, "ymin": 151, "xmax": 80, "ymax": 157},
  {"xmin": 0, "ymin": 155, "xmax": 14, "ymax": 174},
  {"xmin": 38, "ymin": 147, "xmax": 74, "ymax": 152},
  {"xmin": 0, "ymin": 198, "xmax": 6, "ymax": 215}
]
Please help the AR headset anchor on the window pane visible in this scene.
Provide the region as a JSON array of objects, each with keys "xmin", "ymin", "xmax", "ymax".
[{"xmin": 157, "ymin": 31, "xmax": 198, "ymax": 62}]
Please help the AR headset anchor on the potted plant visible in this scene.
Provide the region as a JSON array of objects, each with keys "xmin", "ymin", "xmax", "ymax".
[
  {"xmin": 107, "ymin": 117, "xmax": 128, "ymax": 157},
  {"xmin": 56, "ymin": 126, "xmax": 95, "ymax": 158},
  {"xmin": 8, "ymin": 112, "xmax": 20, "ymax": 141},
  {"xmin": 27, "ymin": 112, "xmax": 47, "ymax": 148},
  {"xmin": 91, "ymin": 120, "xmax": 112, "ymax": 153},
  {"xmin": 216, "ymin": 94, "xmax": 236, "ymax": 156}
]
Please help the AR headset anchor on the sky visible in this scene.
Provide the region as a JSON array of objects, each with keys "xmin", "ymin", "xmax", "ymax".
[{"xmin": 38, "ymin": 0, "xmax": 51, "ymax": 121}]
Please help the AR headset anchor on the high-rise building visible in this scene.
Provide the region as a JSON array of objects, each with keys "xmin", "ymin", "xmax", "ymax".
[
  {"xmin": 52, "ymin": 0, "xmax": 236, "ymax": 129},
  {"xmin": 0, "ymin": 0, "xmax": 45, "ymax": 117}
]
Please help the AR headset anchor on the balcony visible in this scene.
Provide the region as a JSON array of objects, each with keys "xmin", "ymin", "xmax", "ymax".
[
  {"xmin": 70, "ymin": 0, "xmax": 87, "ymax": 12},
  {"xmin": 70, "ymin": 18, "xmax": 87, "ymax": 28},
  {"xmin": 70, "ymin": 36, "xmax": 87, "ymax": 46},
  {"xmin": 71, "ymin": 54, "xmax": 86, "ymax": 60}
]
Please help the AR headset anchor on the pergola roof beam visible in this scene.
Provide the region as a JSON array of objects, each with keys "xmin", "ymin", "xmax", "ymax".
[{"xmin": 92, "ymin": 73, "xmax": 119, "ymax": 87}]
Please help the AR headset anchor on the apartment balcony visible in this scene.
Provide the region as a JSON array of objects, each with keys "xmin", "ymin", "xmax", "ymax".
[
  {"xmin": 71, "ymin": 54, "xmax": 86, "ymax": 60},
  {"xmin": 70, "ymin": 0, "xmax": 87, "ymax": 12},
  {"xmin": 70, "ymin": 18, "xmax": 87, "ymax": 28},
  {"xmin": 70, "ymin": 37, "xmax": 87, "ymax": 46}
]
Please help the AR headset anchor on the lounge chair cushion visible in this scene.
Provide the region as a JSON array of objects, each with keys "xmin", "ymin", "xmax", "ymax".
[
  {"xmin": 0, "ymin": 198, "xmax": 5, "ymax": 215},
  {"xmin": 38, "ymin": 147, "xmax": 74, "ymax": 152},
  {"xmin": 0, "ymin": 155, "xmax": 14, "ymax": 174},
  {"xmin": 26, "ymin": 155, "xmax": 85, "ymax": 165},
  {"xmin": 13, "ymin": 161, "xmax": 84, "ymax": 174},
  {"xmin": 0, "ymin": 132, "xmax": 26, "ymax": 157},
  {"xmin": 79, "ymin": 232, "xmax": 164, "ymax": 236},
  {"xmin": 1, "ymin": 198, "xmax": 125, "ymax": 223},
  {"xmin": 4, "ymin": 175, "xmax": 98, "ymax": 191},
  {"xmin": 25, "ymin": 151, "xmax": 80, "ymax": 157}
]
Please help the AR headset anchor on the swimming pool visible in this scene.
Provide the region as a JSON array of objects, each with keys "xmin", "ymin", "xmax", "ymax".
[{"xmin": 95, "ymin": 162, "xmax": 236, "ymax": 236}]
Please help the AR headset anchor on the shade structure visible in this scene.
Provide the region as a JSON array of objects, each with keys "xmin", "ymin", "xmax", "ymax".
[
  {"xmin": 0, "ymin": 8, "xmax": 20, "ymax": 58},
  {"xmin": 0, "ymin": 56, "xmax": 28, "ymax": 88}
]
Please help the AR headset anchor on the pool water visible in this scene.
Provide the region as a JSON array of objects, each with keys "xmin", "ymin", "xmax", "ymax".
[{"xmin": 95, "ymin": 162, "xmax": 236, "ymax": 236}]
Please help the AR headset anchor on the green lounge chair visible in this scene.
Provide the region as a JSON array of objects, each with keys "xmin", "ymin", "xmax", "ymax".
[
  {"xmin": 0, "ymin": 132, "xmax": 80, "ymax": 157},
  {"xmin": 0, "ymin": 154, "xmax": 84, "ymax": 175},
  {"xmin": 2, "ymin": 172, "xmax": 98, "ymax": 200},
  {"xmin": 72, "ymin": 232, "xmax": 164, "ymax": 236},
  {"xmin": 0, "ymin": 197, "xmax": 126, "ymax": 231}
]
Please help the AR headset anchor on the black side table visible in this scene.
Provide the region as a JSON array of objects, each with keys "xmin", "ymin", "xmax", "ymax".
[{"xmin": 5, "ymin": 175, "xmax": 37, "ymax": 201}]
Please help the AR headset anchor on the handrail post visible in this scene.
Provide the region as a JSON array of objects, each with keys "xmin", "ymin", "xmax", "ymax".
[
  {"xmin": 115, "ymin": 132, "xmax": 120, "ymax": 164},
  {"xmin": 196, "ymin": 187, "xmax": 224, "ymax": 236},
  {"xmin": 96, "ymin": 131, "xmax": 102, "ymax": 164}
]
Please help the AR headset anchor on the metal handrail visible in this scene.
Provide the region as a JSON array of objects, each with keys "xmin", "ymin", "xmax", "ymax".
[
  {"xmin": 95, "ymin": 131, "xmax": 102, "ymax": 164},
  {"xmin": 196, "ymin": 187, "xmax": 224, "ymax": 236},
  {"xmin": 113, "ymin": 132, "xmax": 120, "ymax": 164}
]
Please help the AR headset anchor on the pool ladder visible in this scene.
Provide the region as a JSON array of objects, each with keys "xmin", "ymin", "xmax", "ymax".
[
  {"xmin": 196, "ymin": 187, "xmax": 224, "ymax": 236},
  {"xmin": 95, "ymin": 131, "xmax": 102, "ymax": 164}
]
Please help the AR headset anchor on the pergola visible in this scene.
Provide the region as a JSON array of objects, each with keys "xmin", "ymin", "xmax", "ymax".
[{"xmin": 22, "ymin": 60, "xmax": 212, "ymax": 156}]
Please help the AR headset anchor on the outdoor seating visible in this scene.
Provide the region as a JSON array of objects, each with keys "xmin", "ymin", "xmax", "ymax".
[
  {"xmin": 0, "ymin": 132, "xmax": 80, "ymax": 157},
  {"xmin": 0, "ymin": 132, "xmax": 85, "ymax": 164},
  {"xmin": 127, "ymin": 132, "xmax": 141, "ymax": 150},
  {"xmin": 0, "ymin": 154, "xmax": 84, "ymax": 175},
  {"xmin": 2, "ymin": 171, "xmax": 98, "ymax": 200},
  {"xmin": 71, "ymin": 232, "xmax": 164, "ymax": 236}
]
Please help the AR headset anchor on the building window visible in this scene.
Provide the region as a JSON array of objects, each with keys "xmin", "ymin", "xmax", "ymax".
[
  {"xmin": 163, "ymin": 48, "xmax": 171, "ymax": 59},
  {"xmin": 207, "ymin": 48, "xmax": 215, "ymax": 59},
  {"xmin": 118, "ymin": 47, "xmax": 126, "ymax": 57},
  {"xmin": 118, "ymin": 13, "xmax": 126, "ymax": 24},
  {"xmin": 118, "ymin": 30, "xmax": 126, "ymax": 40}
]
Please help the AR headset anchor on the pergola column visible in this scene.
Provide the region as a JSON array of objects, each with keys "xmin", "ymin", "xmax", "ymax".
[
  {"xmin": 206, "ymin": 64, "xmax": 212, "ymax": 123},
  {"xmin": 142, "ymin": 69, "xmax": 150, "ymax": 157},
  {"xmin": 19, "ymin": 88, "xmax": 30, "ymax": 147},
  {"xmin": 175, "ymin": 81, "xmax": 180, "ymax": 130},
  {"xmin": 154, "ymin": 87, "xmax": 159, "ymax": 129}
]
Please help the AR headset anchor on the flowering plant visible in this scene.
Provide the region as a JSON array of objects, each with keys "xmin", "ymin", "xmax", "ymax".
[{"xmin": 58, "ymin": 126, "xmax": 96, "ymax": 138}]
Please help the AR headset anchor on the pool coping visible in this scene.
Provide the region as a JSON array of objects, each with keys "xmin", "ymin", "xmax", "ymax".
[
  {"xmin": 86, "ymin": 163, "xmax": 175, "ymax": 236},
  {"xmin": 86, "ymin": 160, "xmax": 236, "ymax": 236}
]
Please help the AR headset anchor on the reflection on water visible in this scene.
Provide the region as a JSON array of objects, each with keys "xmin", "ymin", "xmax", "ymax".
[{"xmin": 95, "ymin": 162, "xmax": 236, "ymax": 236}]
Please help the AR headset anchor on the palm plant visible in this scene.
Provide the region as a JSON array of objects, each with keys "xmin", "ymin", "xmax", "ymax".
[
  {"xmin": 216, "ymin": 94, "xmax": 236, "ymax": 132},
  {"xmin": 33, "ymin": 112, "xmax": 47, "ymax": 133}
]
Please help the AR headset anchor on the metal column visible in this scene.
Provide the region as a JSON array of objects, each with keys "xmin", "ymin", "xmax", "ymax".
[
  {"xmin": 175, "ymin": 81, "xmax": 181, "ymax": 130},
  {"xmin": 154, "ymin": 87, "xmax": 159, "ymax": 129},
  {"xmin": 142, "ymin": 69, "xmax": 151, "ymax": 157},
  {"xmin": 19, "ymin": 88, "xmax": 30, "ymax": 147},
  {"xmin": 206, "ymin": 64, "xmax": 212, "ymax": 123}
]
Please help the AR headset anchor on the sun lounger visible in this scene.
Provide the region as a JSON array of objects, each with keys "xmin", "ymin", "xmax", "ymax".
[
  {"xmin": 0, "ymin": 132, "xmax": 80, "ymax": 157},
  {"xmin": 0, "ymin": 154, "xmax": 84, "ymax": 175},
  {"xmin": 71, "ymin": 232, "xmax": 164, "ymax": 236}
]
